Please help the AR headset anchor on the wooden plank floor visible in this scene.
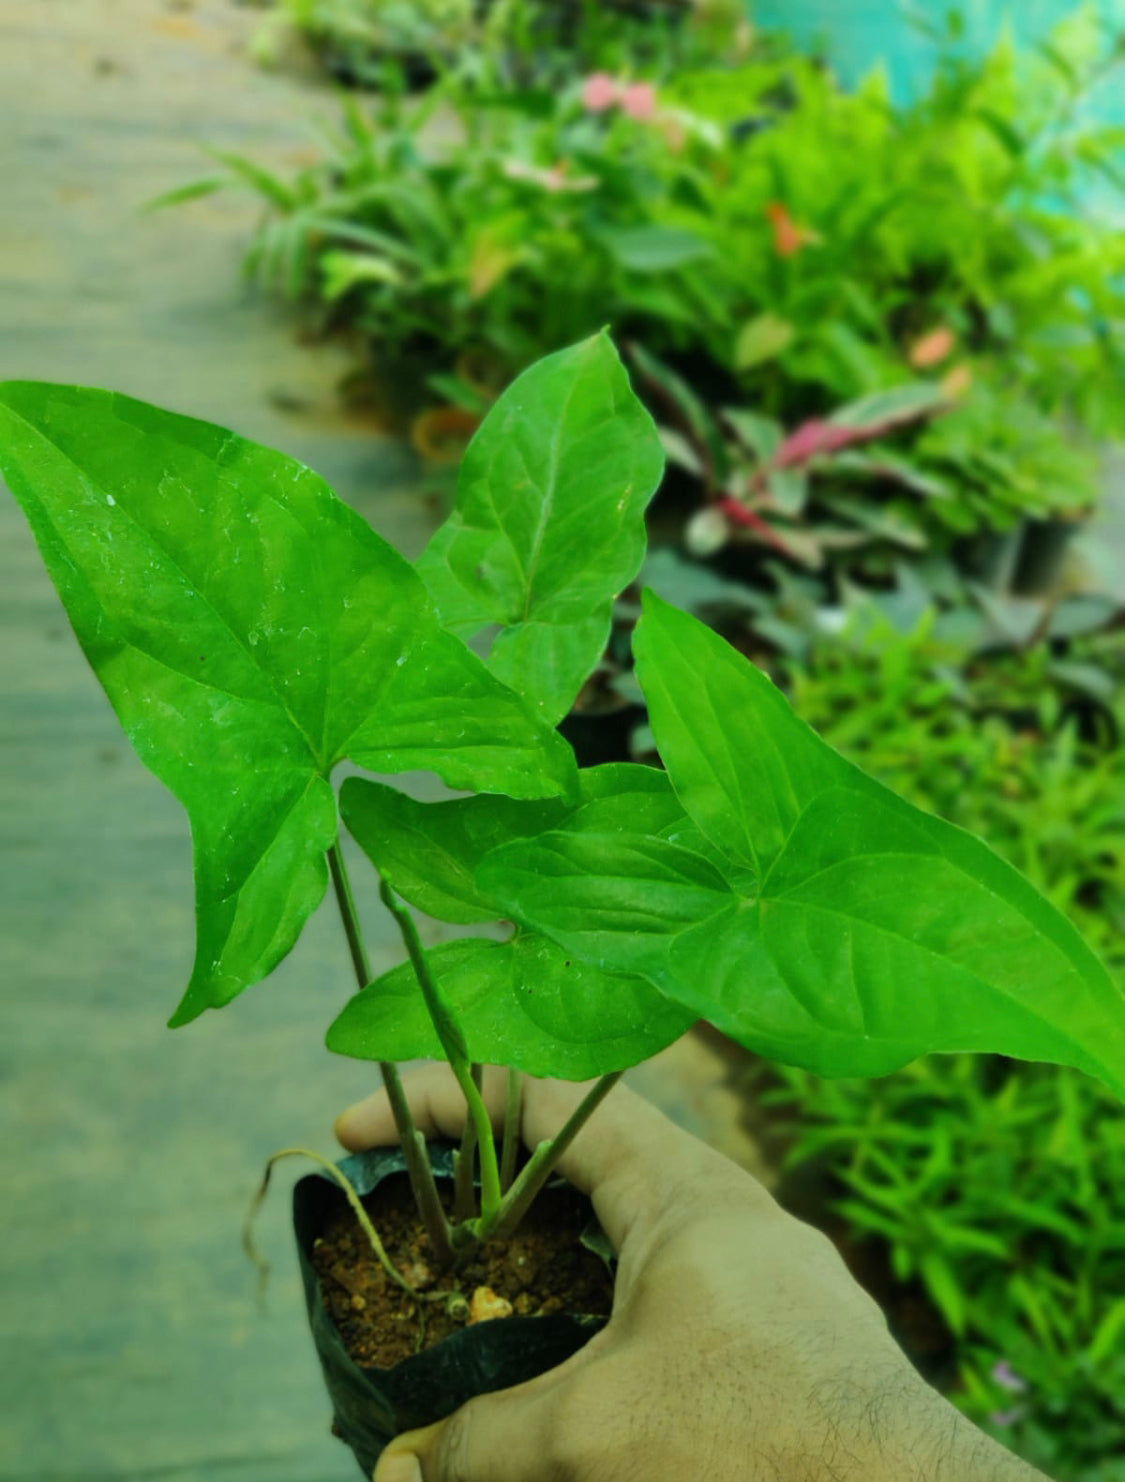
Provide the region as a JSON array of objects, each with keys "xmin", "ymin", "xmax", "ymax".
[{"xmin": 0, "ymin": 5, "xmax": 433, "ymax": 1478}]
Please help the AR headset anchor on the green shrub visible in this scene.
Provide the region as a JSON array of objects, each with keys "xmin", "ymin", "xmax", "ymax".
[
  {"xmin": 757, "ymin": 1054, "xmax": 1125, "ymax": 1482},
  {"xmin": 178, "ymin": 6, "xmax": 1124, "ymax": 574},
  {"xmin": 752, "ymin": 615, "xmax": 1125, "ymax": 1481},
  {"xmin": 254, "ymin": 0, "xmax": 750, "ymax": 87},
  {"xmin": 660, "ymin": 14, "xmax": 1125, "ymax": 437},
  {"xmin": 784, "ymin": 615, "xmax": 1125, "ymax": 969}
]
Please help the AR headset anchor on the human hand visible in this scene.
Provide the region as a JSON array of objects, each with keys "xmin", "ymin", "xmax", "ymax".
[{"xmin": 336, "ymin": 1065, "xmax": 1049, "ymax": 1482}]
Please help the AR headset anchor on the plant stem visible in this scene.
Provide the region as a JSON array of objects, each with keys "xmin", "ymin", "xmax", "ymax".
[
  {"xmin": 453, "ymin": 1064, "xmax": 483, "ymax": 1222},
  {"xmin": 327, "ymin": 842, "xmax": 454, "ymax": 1265},
  {"xmin": 243, "ymin": 1147, "xmax": 455, "ymax": 1304},
  {"xmin": 378, "ymin": 876, "xmax": 503, "ymax": 1220},
  {"xmin": 500, "ymin": 1068, "xmax": 522, "ymax": 1194},
  {"xmin": 475, "ymin": 1071, "xmax": 623, "ymax": 1246},
  {"xmin": 328, "ymin": 840, "xmax": 373, "ymax": 985}
]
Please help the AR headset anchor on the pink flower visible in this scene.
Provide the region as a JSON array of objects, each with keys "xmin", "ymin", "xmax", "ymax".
[
  {"xmin": 581, "ymin": 72, "xmax": 620, "ymax": 112},
  {"xmin": 581, "ymin": 75, "xmax": 660, "ymax": 122},
  {"xmin": 991, "ymin": 1361, "xmax": 1028, "ymax": 1395},
  {"xmin": 989, "ymin": 1406, "xmax": 1028, "ymax": 1428},
  {"xmin": 620, "ymin": 81, "xmax": 658, "ymax": 120}
]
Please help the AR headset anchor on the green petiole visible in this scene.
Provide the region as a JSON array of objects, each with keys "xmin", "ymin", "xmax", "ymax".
[
  {"xmin": 328, "ymin": 842, "xmax": 454, "ymax": 1263},
  {"xmin": 377, "ymin": 875, "xmax": 504, "ymax": 1221}
]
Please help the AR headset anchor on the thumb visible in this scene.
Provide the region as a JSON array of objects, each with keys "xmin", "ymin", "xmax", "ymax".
[
  {"xmin": 372, "ymin": 1377, "xmax": 567, "ymax": 1482},
  {"xmin": 373, "ymin": 1444, "xmax": 424, "ymax": 1482}
]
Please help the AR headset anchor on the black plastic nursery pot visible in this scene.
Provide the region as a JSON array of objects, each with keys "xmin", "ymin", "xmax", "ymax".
[
  {"xmin": 558, "ymin": 700, "xmax": 645, "ymax": 768},
  {"xmin": 293, "ymin": 1144, "xmax": 611, "ymax": 1478}
]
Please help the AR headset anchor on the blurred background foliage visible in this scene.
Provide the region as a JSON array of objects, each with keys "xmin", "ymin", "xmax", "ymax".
[
  {"xmin": 174, "ymin": 3, "xmax": 1124, "ymax": 1475},
  {"xmin": 186, "ymin": 1, "xmax": 1125, "ymax": 611}
]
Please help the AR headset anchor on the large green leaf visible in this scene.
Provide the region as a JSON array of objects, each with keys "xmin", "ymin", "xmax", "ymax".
[
  {"xmin": 666, "ymin": 786, "xmax": 1125, "ymax": 1088},
  {"xmin": 339, "ymin": 762, "xmax": 674, "ymax": 925},
  {"xmin": 633, "ymin": 590, "xmax": 850, "ymax": 875},
  {"xmin": 476, "ymin": 766, "xmax": 734, "ymax": 981},
  {"xmin": 480, "ymin": 828, "xmax": 734, "ymax": 981},
  {"xmin": 483, "ymin": 592, "xmax": 1125, "ymax": 1097},
  {"xmin": 340, "ymin": 779, "xmax": 568, "ymax": 925},
  {"xmin": 326, "ymin": 934, "xmax": 695, "ymax": 1079},
  {"xmin": 415, "ymin": 334, "xmax": 664, "ymax": 724},
  {"xmin": 0, "ymin": 383, "xmax": 576, "ymax": 1025},
  {"xmin": 335, "ymin": 764, "xmax": 693, "ymax": 1075}
]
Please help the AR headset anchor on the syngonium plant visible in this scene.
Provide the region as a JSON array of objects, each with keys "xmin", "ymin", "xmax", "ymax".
[{"xmin": 2, "ymin": 332, "xmax": 1123, "ymax": 1272}]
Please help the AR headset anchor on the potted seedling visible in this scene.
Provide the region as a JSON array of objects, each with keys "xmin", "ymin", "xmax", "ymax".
[{"xmin": 2, "ymin": 334, "xmax": 1123, "ymax": 1478}]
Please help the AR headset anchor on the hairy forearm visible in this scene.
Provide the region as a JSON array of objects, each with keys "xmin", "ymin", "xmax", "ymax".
[
  {"xmin": 904, "ymin": 1398, "xmax": 1052, "ymax": 1482},
  {"xmin": 844, "ymin": 1380, "xmax": 1051, "ymax": 1482},
  {"xmin": 758, "ymin": 1371, "xmax": 1053, "ymax": 1482}
]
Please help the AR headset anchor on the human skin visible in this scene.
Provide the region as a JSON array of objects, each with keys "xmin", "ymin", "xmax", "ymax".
[{"xmin": 335, "ymin": 1065, "xmax": 1051, "ymax": 1482}]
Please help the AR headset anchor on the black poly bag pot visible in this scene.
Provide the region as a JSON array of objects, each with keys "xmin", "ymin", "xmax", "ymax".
[{"xmin": 293, "ymin": 1144, "xmax": 610, "ymax": 1478}]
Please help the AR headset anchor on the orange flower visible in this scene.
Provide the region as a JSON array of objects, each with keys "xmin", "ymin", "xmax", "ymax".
[
  {"xmin": 909, "ymin": 326, "xmax": 957, "ymax": 368},
  {"xmin": 766, "ymin": 202, "xmax": 820, "ymax": 258}
]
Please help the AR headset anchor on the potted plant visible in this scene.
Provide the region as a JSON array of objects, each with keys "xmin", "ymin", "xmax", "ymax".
[{"xmin": 2, "ymin": 333, "xmax": 1122, "ymax": 1477}]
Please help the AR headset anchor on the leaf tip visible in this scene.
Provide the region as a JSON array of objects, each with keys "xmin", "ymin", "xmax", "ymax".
[
  {"xmin": 167, "ymin": 979, "xmax": 210, "ymax": 1029},
  {"xmin": 323, "ymin": 1017, "xmax": 347, "ymax": 1056},
  {"xmin": 637, "ymin": 585, "xmax": 676, "ymax": 636}
]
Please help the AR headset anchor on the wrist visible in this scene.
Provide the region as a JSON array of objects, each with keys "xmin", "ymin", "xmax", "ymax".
[
  {"xmin": 768, "ymin": 1369, "xmax": 1051, "ymax": 1482},
  {"xmin": 865, "ymin": 1382, "xmax": 1051, "ymax": 1482}
]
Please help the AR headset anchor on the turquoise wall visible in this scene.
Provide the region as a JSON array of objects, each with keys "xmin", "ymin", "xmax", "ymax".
[
  {"xmin": 746, "ymin": 2, "xmax": 1124, "ymax": 219},
  {"xmin": 748, "ymin": 1, "xmax": 1123, "ymax": 106}
]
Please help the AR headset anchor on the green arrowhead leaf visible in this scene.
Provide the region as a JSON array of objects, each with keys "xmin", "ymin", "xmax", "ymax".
[
  {"xmin": 665, "ymin": 786, "xmax": 1125, "ymax": 1088},
  {"xmin": 340, "ymin": 762, "xmax": 675, "ymax": 926},
  {"xmin": 481, "ymin": 830, "xmax": 734, "ymax": 982},
  {"xmin": 633, "ymin": 590, "xmax": 856, "ymax": 875},
  {"xmin": 630, "ymin": 592, "xmax": 1125, "ymax": 1096},
  {"xmin": 415, "ymin": 334, "xmax": 664, "ymax": 724},
  {"xmin": 0, "ymin": 382, "xmax": 575, "ymax": 1026},
  {"xmin": 326, "ymin": 934, "xmax": 694, "ymax": 1079},
  {"xmin": 480, "ymin": 593, "xmax": 1125, "ymax": 1097},
  {"xmin": 340, "ymin": 778, "xmax": 569, "ymax": 925},
  {"xmin": 478, "ymin": 776, "xmax": 735, "ymax": 982},
  {"xmin": 334, "ymin": 764, "xmax": 693, "ymax": 1074}
]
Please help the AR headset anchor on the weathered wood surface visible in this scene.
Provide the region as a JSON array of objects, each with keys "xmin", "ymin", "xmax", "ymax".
[{"xmin": 0, "ymin": 4, "xmax": 430, "ymax": 1478}]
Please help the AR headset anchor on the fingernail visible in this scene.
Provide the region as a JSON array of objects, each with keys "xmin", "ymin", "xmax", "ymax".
[{"xmin": 374, "ymin": 1452, "xmax": 422, "ymax": 1482}]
